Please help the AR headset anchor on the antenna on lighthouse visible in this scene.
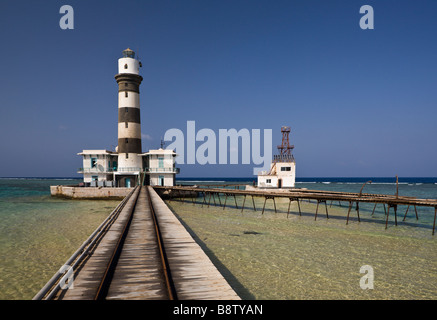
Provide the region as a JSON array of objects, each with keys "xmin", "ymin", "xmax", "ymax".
[{"xmin": 136, "ymin": 47, "xmax": 143, "ymax": 67}]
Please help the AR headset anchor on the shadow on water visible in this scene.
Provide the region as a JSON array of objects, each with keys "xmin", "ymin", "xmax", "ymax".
[{"xmin": 166, "ymin": 205, "xmax": 256, "ymax": 300}]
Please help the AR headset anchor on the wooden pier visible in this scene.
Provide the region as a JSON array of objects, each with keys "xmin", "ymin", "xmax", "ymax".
[
  {"xmin": 155, "ymin": 184, "xmax": 437, "ymax": 235},
  {"xmin": 33, "ymin": 186, "xmax": 240, "ymax": 300}
]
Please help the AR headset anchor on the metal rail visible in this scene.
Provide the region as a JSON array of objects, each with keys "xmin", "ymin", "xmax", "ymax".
[{"xmin": 145, "ymin": 186, "xmax": 177, "ymax": 300}]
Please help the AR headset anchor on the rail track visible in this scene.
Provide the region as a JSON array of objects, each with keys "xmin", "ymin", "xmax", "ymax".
[{"xmin": 33, "ymin": 186, "xmax": 177, "ymax": 300}]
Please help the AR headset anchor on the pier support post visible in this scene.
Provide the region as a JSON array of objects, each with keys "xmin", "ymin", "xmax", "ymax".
[
  {"xmin": 251, "ymin": 196, "xmax": 256, "ymax": 212},
  {"xmin": 315, "ymin": 200, "xmax": 328, "ymax": 220},
  {"xmin": 223, "ymin": 194, "xmax": 228, "ymax": 210},
  {"xmin": 347, "ymin": 201, "xmax": 360, "ymax": 225},
  {"xmin": 207, "ymin": 192, "xmax": 211, "ymax": 208},
  {"xmin": 385, "ymin": 204, "xmax": 398, "ymax": 229},
  {"xmin": 287, "ymin": 198, "xmax": 301, "ymax": 218},
  {"xmin": 404, "ymin": 205, "xmax": 419, "ymax": 221},
  {"xmin": 356, "ymin": 202, "xmax": 361, "ymax": 222},
  {"xmin": 403, "ymin": 205, "xmax": 410, "ymax": 221},
  {"xmin": 346, "ymin": 201, "xmax": 352, "ymax": 224},
  {"xmin": 233, "ymin": 194, "xmax": 238, "ymax": 209},
  {"xmin": 371, "ymin": 203, "xmax": 377, "ymax": 216},
  {"xmin": 212, "ymin": 192, "xmax": 217, "ymax": 206},
  {"xmin": 262, "ymin": 196, "xmax": 276, "ymax": 215},
  {"xmin": 433, "ymin": 207, "xmax": 436, "ymax": 236}
]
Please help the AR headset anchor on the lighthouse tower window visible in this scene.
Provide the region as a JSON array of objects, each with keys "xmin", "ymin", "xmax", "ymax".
[
  {"xmin": 124, "ymin": 64, "xmax": 128, "ymax": 69},
  {"xmin": 125, "ymin": 92, "xmax": 128, "ymax": 98}
]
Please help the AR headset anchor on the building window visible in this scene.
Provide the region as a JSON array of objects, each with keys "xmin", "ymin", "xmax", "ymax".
[
  {"xmin": 281, "ymin": 167, "xmax": 291, "ymax": 171},
  {"xmin": 126, "ymin": 153, "xmax": 129, "ymax": 159},
  {"xmin": 125, "ymin": 91, "xmax": 128, "ymax": 98},
  {"xmin": 125, "ymin": 122, "xmax": 128, "ymax": 128},
  {"xmin": 125, "ymin": 83, "xmax": 128, "ymax": 87},
  {"xmin": 124, "ymin": 64, "xmax": 128, "ymax": 69},
  {"xmin": 266, "ymin": 179, "xmax": 271, "ymax": 183},
  {"xmin": 158, "ymin": 157, "xmax": 164, "ymax": 168},
  {"xmin": 91, "ymin": 157, "xmax": 97, "ymax": 168},
  {"xmin": 125, "ymin": 107, "xmax": 128, "ymax": 113},
  {"xmin": 125, "ymin": 138, "xmax": 128, "ymax": 143}
]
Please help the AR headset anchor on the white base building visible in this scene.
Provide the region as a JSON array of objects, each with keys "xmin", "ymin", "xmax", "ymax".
[
  {"xmin": 257, "ymin": 157, "xmax": 296, "ymax": 188},
  {"xmin": 143, "ymin": 149, "xmax": 179, "ymax": 186},
  {"xmin": 78, "ymin": 148, "xmax": 178, "ymax": 188}
]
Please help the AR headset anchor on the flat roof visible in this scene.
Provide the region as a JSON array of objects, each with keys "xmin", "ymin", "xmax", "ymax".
[{"xmin": 77, "ymin": 150, "xmax": 117, "ymax": 156}]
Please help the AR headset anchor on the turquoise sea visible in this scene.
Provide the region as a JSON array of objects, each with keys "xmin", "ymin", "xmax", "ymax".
[
  {"xmin": 0, "ymin": 178, "xmax": 120, "ymax": 300},
  {"xmin": 0, "ymin": 177, "xmax": 436, "ymax": 300}
]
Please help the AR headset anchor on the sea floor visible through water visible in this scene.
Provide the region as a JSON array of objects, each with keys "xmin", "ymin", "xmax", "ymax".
[
  {"xmin": 0, "ymin": 178, "xmax": 120, "ymax": 300},
  {"xmin": 165, "ymin": 191, "xmax": 437, "ymax": 300}
]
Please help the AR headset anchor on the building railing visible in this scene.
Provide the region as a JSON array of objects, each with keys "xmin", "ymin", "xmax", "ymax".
[
  {"xmin": 78, "ymin": 167, "xmax": 180, "ymax": 174},
  {"xmin": 116, "ymin": 167, "xmax": 142, "ymax": 173},
  {"xmin": 145, "ymin": 167, "xmax": 180, "ymax": 174},
  {"xmin": 273, "ymin": 154, "xmax": 295, "ymax": 162},
  {"xmin": 78, "ymin": 167, "xmax": 117, "ymax": 173}
]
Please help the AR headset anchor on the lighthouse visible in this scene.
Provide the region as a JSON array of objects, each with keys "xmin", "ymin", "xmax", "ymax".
[
  {"xmin": 114, "ymin": 48, "xmax": 143, "ymax": 187},
  {"xmin": 76, "ymin": 48, "xmax": 179, "ymax": 189}
]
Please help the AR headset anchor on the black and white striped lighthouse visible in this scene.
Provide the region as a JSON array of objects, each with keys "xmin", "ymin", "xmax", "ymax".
[{"xmin": 114, "ymin": 48, "xmax": 143, "ymax": 186}]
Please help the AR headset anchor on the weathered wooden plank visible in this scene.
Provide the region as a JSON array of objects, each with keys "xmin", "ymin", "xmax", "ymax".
[
  {"xmin": 148, "ymin": 186, "xmax": 241, "ymax": 300},
  {"xmin": 106, "ymin": 187, "xmax": 168, "ymax": 300}
]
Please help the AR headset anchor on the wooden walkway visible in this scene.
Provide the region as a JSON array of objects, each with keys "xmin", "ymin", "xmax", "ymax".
[
  {"xmin": 155, "ymin": 185, "xmax": 437, "ymax": 235},
  {"xmin": 34, "ymin": 186, "xmax": 240, "ymax": 300}
]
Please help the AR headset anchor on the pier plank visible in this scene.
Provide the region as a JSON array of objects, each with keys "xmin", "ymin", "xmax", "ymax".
[{"xmin": 148, "ymin": 186, "xmax": 241, "ymax": 300}]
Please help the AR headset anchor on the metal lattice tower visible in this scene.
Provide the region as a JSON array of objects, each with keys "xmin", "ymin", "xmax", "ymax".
[{"xmin": 277, "ymin": 126, "xmax": 294, "ymax": 157}]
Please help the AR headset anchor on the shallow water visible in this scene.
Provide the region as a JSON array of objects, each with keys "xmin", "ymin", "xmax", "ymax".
[
  {"xmin": 0, "ymin": 178, "xmax": 436, "ymax": 300},
  {"xmin": 166, "ymin": 189, "xmax": 437, "ymax": 300},
  {"xmin": 0, "ymin": 179, "xmax": 119, "ymax": 300}
]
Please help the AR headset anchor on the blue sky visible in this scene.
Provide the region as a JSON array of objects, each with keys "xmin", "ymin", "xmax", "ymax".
[{"xmin": 0, "ymin": 0, "xmax": 436, "ymax": 178}]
